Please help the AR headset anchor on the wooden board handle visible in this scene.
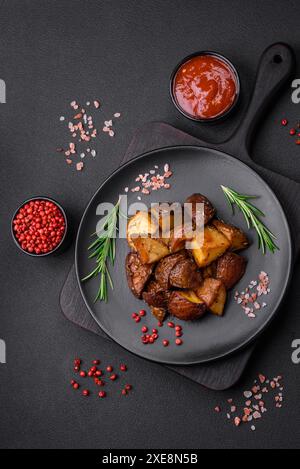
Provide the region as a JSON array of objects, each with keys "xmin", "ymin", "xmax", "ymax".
[{"xmin": 223, "ymin": 43, "xmax": 295, "ymax": 160}]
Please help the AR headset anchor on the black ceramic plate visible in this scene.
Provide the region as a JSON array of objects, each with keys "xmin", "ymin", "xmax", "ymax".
[{"xmin": 76, "ymin": 146, "xmax": 292, "ymax": 365}]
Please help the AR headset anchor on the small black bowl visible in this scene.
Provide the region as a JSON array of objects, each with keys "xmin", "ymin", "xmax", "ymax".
[
  {"xmin": 170, "ymin": 51, "xmax": 241, "ymax": 123},
  {"xmin": 11, "ymin": 196, "xmax": 68, "ymax": 257}
]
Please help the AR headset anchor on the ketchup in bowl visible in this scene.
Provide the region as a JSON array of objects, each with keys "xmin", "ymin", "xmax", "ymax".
[{"xmin": 171, "ymin": 53, "xmax": 240, "ymax": 121}]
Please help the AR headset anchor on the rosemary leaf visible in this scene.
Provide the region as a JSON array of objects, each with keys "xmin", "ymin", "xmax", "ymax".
[
  {"xmin": 82, "ymin": 198, "xmax": 121, "ymax": 302},
  {"xmin": 221, "ymin": 186, "xmax": 279, "ymax": 255}
]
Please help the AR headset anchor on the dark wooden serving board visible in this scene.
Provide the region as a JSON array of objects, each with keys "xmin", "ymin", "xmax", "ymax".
[{"xmin": 60, "ymin": 43, "xmax": 300, "ymax": 389}]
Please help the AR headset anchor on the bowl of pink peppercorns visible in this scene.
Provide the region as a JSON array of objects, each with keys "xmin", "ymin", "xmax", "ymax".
[{"xmin": 11, "ymin": 197, "xmax": 68, "ymax": 257}]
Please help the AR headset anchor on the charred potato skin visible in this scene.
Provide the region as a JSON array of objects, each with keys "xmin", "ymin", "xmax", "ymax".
[
  {"xmin": 142, "ymin": 281, "xmax": 171, "ymax": 309},
  {"xmin": 169, "ymin": 258, "xmax": 202, "ymax": 290},
  {"xmin": 125, "ymin": 253, "xmax": 153, "ymax": 299},
  {"xmin": 216, "ymin": 252, "xmax": 247, "ymax": 290},
  {"xmin": 212, "ymin": 219, "xmax": 249, "ymax": 252},
  {"xmin": 185, "ymin": 194, "xmax": 216, "ymax": 226},
  {"xmin": 155, "ymin": 252, "xmax": 187, "ymax": 290},
  {"xmin": 168, "ymin": 291, "xmax": 207, "ymax": 321},
  {"xmin": 150, "ymin": 306, "xmax": 167, "ymax": 322}
]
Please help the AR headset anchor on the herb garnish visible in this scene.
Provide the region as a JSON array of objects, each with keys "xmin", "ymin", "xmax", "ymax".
[
  {"xmin": 82, "ymin": 199, "xmax": 121, "ymax": 302},
  {"xmin": 221, "ymin": 186, "xmax": 279, "ymax": 255}
]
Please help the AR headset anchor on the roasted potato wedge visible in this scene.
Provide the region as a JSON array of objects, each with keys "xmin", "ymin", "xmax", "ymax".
[
  {"xmin": 151, "ymin": 306, "xmax": 167, "ymax": 322},
  {"xmin": 127, "ymin": 211, "xmax": 158, "ymax": 249},
  {"xmin": 142, "ymin": 280, "xmax": 171, "ymax": 308},
  {"xmin": 168, "ymin": 291, "xmax": 207, "ymax": 321},
  {"xmin": 155, "ymin": 252, "xmax": 187, "ymax": 289},
  {"xmin": 196, "ymin": 278, "xmax": 227, "ymax": 316},
  {"xmin": 216, "ymin": 252, "xmax": 247, "ymax": 290},
  {"xmin": 169, "ymin": 258, "xmax": 202, "ymax": 290},
  {"xmin": 168, "ymin": 225, "xmax": 194, "ymax": 253},
  {"xmin": 185, "ymin": 194, "xmax": 216, "ymax": 226},
  {"xmin": 149, "ymin": 204, "xmax": 180, "ymax": 233},
  {"xmin": 192, "ymin": 226, "xmax": 230, "ymax": 268},
  {"xmin": 210, "ymin": 283, "xmax": 227, "ymax": 316},
  {"xmin": 132, "ymin": 237, "xmax": 170, "ymax": 264},
  {"xmin": 212, "ymin": 219, "xmax": 249, "ymax": 252},
  {"xmin": 125, "ymin": 253, "xmax": 154, "ymax": 299}
]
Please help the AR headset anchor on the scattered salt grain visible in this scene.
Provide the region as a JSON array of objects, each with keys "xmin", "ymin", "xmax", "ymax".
[
  {"xmin": 214, "ymin": 374, "xmax": 284, "ymax": 431},
  {"xmin": 57, "ymin": 98, "xmax": 122, "ymax": 172},
  {"xmin": 76, "ymin": 162, "xmax": 84, "ymax": 171}
]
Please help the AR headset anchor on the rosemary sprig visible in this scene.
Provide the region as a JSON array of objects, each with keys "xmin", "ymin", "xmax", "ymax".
[
  {"xmin": 221, "ymin": 186, "xmax": 279, "ymax": 255},
  {"xmin": 82, "ymin": 199, "xmax": 121, "ymax": 302}
]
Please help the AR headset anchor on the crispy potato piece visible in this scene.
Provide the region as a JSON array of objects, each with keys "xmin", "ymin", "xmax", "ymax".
[
  {"xmin": 143, "ymin": 280, "xmax": 171, "ymax": 309},
  {"xmin": 210, "ymin": 283, "xmax": 227, "ymax": 316},
  {"xmin": 185, "ymin": 194, "xmax": 216, "ymax": 226},
  {"xmin": 127, "ymin": 211, "xmax": 158, "ymax": 249},
  {"xmin": 125, "ymin": 253, "xmax": 154, "ymax": 299},
  {"xmin": 216, "ymin": 252, "xmax": 247, "ymax": 290},
  {"xmin": 132, "ymin": 237, "xmax": 170, "ymax": 264},
  {"xmin": 149, "ymin": 205, "xmax": 177, "ymax": 233},
  {"xmin": 212, "ymin": 219, "xmax": 249, "ymax": 251},
  {"xmin": 168, "ymin": 225, "xmax": 194, "ymax": 253},
  {"xmin": 169, "ymin": 258, "xmax": 202, "ymax": 290},
  {"xmin": 196, "ymin": 278, "xmax": 223, "ymax": 307},
  {"xmin": 151, "ymin": 306, "xmax": 167, "ymax": 322},
  {"xmin": 155, "ymin": 252, "xmax": 187, "ymax": 289},
  {"xmin": 196, "ymin": 278, "xmax": 227, "ymax": 316},
  {"xmin": 168, "ymin": 291, "xmax": 207, "ymax": 321},
  {"xmin": 192, "ymin": 226, "xmax": 231, "ymax": 268}
]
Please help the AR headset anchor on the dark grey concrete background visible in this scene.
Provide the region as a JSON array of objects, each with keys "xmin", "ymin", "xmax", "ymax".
[{"xmin": 0, "ymin": 0, "xmax": 300, "ymax": 449}]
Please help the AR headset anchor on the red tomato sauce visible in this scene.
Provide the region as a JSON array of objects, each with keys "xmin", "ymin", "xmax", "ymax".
[{"xmin": 173, "ymin": 55, "xmax": 238, "ymax": 120}]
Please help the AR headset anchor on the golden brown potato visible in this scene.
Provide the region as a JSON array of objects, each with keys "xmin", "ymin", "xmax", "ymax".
[
  {"xmin": 210, "ymin": 283, "xmax": 227, "ymax": 316},
  {"xmin": 168, "ymin": 291, "xmax": 207, "ymax": 321},
  {"xmin": 196, "ymin": 278, "xmax": 227, "ymax": 316},
  {"xmin": 212, "ymin": 219, "xmax": 249, "ymax": 252},
  {"xmin": 216, "ymin": 252, "xmax": 247, "ymax": 290},
  {"xmin": 168, "ymin": 225, "xmax": 194, "ymax": 253},
  {"xmin": 151, "ymin": 306, "xmax": 167, "ymax": 322},
  {"xmin": 185, "ymin": 194, "xmax": 216, "ymax": 226},
  {"xmin": 192, "ymin": 226, "xmax": 231, "ymax": 268},
  {"xmin": 132, "ymin": 237, "xmax": 170, "ymax": 264},
  {"xmin": 149, "ymin": 205, "xmax": 178, "ymax": 233},
  {"xmin": 127, "ymin": 211, "xmax": 158, "ymax": 249}
]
